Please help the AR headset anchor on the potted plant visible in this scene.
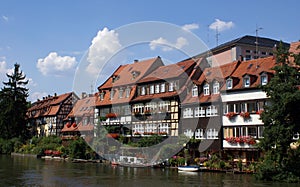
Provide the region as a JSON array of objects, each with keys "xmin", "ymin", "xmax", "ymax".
[
  {"xmin": 240, "ymin": 111, "xmax": 250, "ymax": 119},
  {"xmin": 225, "ymin": 112, "xmax": 237, "ymax": 119}
]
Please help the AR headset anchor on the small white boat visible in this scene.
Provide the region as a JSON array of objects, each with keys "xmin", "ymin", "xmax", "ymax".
[{"xmin": 177, "ymin": 166, "xmax": 200, "ymax": 172}]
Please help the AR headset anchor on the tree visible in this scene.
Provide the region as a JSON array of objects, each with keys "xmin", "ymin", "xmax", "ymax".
[
  {"xmin": 0, "ymin": 63, "xmax": 29, "ymax": 140},
  {"xmin": 256, "ymin": 43, "xmax": 300, "ymax": 182}
]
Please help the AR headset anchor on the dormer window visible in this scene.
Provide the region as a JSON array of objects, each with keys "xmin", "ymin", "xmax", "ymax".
[
  {"xmin": 226, "ymin": 78, "xmax": 232, "ymax": 89},
  {"xmin": 244, "ymin": 75, "xmax": 250, "ymax": 87},
  {"xmin": 99, "ymin": 92, "xmax": 104, "ymax": 101},
  {"xmin": 155, "ymin": 84, "xmax": 160, "ymax": 93},
  {"xmin": 192, "ymin": 85, "xmax": 198, "ymax": 97},
  {"xmin": 203, "ymin": 83, "xmax": 210, "ymax": 96},
  {"xmin": 125, "ymin": 87, "xmax": 131, "ymax": 98},
  {"xmin": 150, "ymin": 85, "xmax": 154, "ymax": 94},
  {"xmin": 160, "ymin": 83, "xmax": 165, "ymax": 93},
  {"xmin": 141, "ymin": 86, "xmax": 146, "ymax": 95},
  {"xmin": 110, "ymin": 89, "xmax": 114, "ymax": 100},
  {"xmin": 118, "ymin": 88, "xmax": 124, "ymax": 98},
  {"xmin": 212, "ymin": 81, "xmax": 219, "ymax": 94},
  {"xmin": 261, "ymin": 73, "xmax": 268, "ymax": 85},
  {"xmin": 131, "ymin": 71, "xmax": 140, "ymax": 79}
]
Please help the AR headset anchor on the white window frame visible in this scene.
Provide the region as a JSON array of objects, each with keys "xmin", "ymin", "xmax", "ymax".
[
  {"xmin": 100, "ymin": 92, "xmax": 104, "ymax": 101},
  {"xmin": 110, "ymin": 89, "xmax": 114, "ymax": 100},
  {"xmin": 261, "ymin": 74, "xmax": 268, "ymax": 85},
  {"xmin": 192, "ymin": 85, "xmax": 198, "ymax": 97},
  {"xmin": 184, "ymin": 129, "xmax": 193, "ymax": 138},
  {"xmin": 155, "ymin": 84, "xmax": 160, "ymax": 93},
  {"xmin": 203, "ymin": 83, "xmax": 210, "ymax": 96},
  {"xmin": 195, "ymin": 129, "xmax": 205, "ymax": 139},
  {"xmin": 183, "ymin": 108, "xmax": 193, "ymax": 118},
  {"xmin": 150, "ymin": 85, "xmax": 154, "ymax": 94},
  {"xmin": 160, "ymin": 83, "xmax": 165, "ymax": 93},
  {"xmin": 207, "ymin": 128, "xmax": 218, "ymax": 139},
  {"xmin": 226, "ymin": 78, "xmax": 233, "ymax": 89},
  {"xmin": 212, "ymin": 81, "xmax": 220, "ymax": 94},
  {"xmin": 158, "ymin": 123, "xmax": 169, "ymax": 134},
  {"xmin": 194, "ymin": 107, "xmax": 205, "ymax": 117},
  {"xmin": 169, "ymin": 82, "xmax": 174, "ymax": 92},
  {"xmin": 118, "ymin": 88, "xmax": 124, "ymax": 98},
  {"xmin": 244, "ymin": 75, "xmax": 250, "ymax": 87},
  {"xmin": 141, "ymin": 86, "xmax": 146, "ymax": 95},
  {"xmin": 125, "ymin": 87, "xmax": 131, "ymax": 98}
]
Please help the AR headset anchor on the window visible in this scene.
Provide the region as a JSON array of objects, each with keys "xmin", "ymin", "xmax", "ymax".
[
  {"xmin": 160, "ymin": 83, "xmax": 165, "ymax": 93},
  {"xmin": 133, "ymin": 124, "xmax": 144, "ymax": 134},
  {"xmin": 118, "ymin": 88, "xmax": 123, "ymax": 98},
  {"xmin": 141, "ymin": 86, "xmax": 146, "ymax": 95},
  {"xmin": 158, "ymin": 123, "xmax": 169, "ymax": 134},
  {"xmin": 195, "ymin": 129, "xmax": 205, "ymax": 139},
  {"xmin": 203, "ymin": 83, "xmax": 210, "ymax": 96},
  {"xmin": 192, "ymin": 85, "xmax": 198, "ymax": 97},
  {"xmin": 194, "ymin": 107, "xmax": 205, "ymax": 117},
  {"xmin": 245, "ymin": 49, "xmax": 251, "ymax": 53},
  {"xmin": 125, "ymin": 87, "xmax": 131, "ymax": 98},
  {"xmin": 183, "ymin": 108, "xmax": 193, "ymax": 118},
  {"xmin": 133, "ymin": 104, "xmax": 144, "ymax": 113},
  {"xmin": 206, "ymin": 105, "xmax": 218, "ymax": 116},
  {"xmin": 226, "ymin": 78, "xmax": 232, "ymax": 89},
  {"xmin": 122, "ymin": 105, "xmax": 131, "ymax": 115},
  {"xmin": 207, "ymin": 129, "xmax": 218, "ymax": 139},
  {"xmin": 155, "ymin": 84, "xmax": 160, "ymax": 93},
  {"xmin": 150, "ymin": 85, "xmax": 154, "ymax": 94},
  {"xmin": 145, "ymin": 124, "xmax": 157, "ymax": 133},
  {"xmin": 241, "ymin": 102, "xmax": 256, "ymax": 113},
  {"xmin": 261, "ymin": 51, "xmax": 267, "ymax": 55},
  {"xmin": 184, "ymin": 129, "xmax": 193, "ymax": 138},
  {"xmin": 261, "ymin": 74, "xmax": 268, "ymax": 85},
  {"xmin": 245, "ymin": 55, "xmax": 252, "ymax": 61},
  {"xmin": 99, "ymin": 92, "xmax": 104, "ymax": 101},
  {"xmin": 169, "ymin": 82, "xmax": 174, "ymax": 92},
  {"xmin": 248, "ymin": 127, "xmax": 257, "ymax": 138},
  {"xmin": 258, "ymin": 126, "xmax": 264, "ymax": 138},
  {"xmin": 212, "ymin": 81, "xmax": 219, "ymax": 94},
  {"xmin": 110, "ymin": 89, "xmax": 114, "ymax": 100},
  {"xmin": 243, "ymin": 76, "xmax": 250, "ymax": 87}
]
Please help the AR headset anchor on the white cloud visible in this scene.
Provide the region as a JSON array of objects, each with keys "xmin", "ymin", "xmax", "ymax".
[
  {"xmin": 37, "ymin": 52, "xmax": 77, "ymax": 76},
  {"xmin": 149, "ymin": 37, "xmax": 188, "ymax": 51},
  {"xmin": 2, "ymin": 15, "xmax": 8, "ymax": 22},
  {"xmin": 0, "ymin": 61, "xmax": 14, "ymax": 83},
  {"xmin": 86, "ymin": 27, "xmax": 122, "ymax": 76},
  {"xmin": 209, "ymin": 19, "xmax": 234, "ymax": 32},
  {"xmin": 182, "ymin": 23, "xmax": 199, "ymax": 31}
]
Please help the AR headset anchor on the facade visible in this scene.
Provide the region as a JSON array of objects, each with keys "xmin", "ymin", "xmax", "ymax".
[
  {"xmin": 27, "ymin": 92, "xmax": 79, "ymax": 136},
  {"xmin": 61, "ymin": 94, "xmax": 96, "ymax": 143},
  {"xmin": 221, "ymin": 56, "xmax": 276, "ymax": 161},
  {"xmin": 94, "ymin": 57, "xmax": 164, "ymax": 137},
  {"xmin": 181, "ymin": 60, "xmax": 240, "ymax": 155},
  {"xmin": 131, "ymin": 58, "xmax": 198, "ymax": 137},
  {"xmin": 196, "ymin": 35, "xmax": 289, "ymax": 67}
]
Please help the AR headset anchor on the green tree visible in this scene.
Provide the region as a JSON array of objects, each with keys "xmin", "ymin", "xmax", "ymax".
[
  {"xmin": 0, "ymin": 63, "xmax": 29, "ymax": 140},
  {"xmin": 257, "ymin": 43, "xmax": 300, "ymax": 182}
]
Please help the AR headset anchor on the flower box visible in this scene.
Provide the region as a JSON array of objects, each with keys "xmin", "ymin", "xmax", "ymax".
[
  {"xmin": 240, "ymin": 112, "xmax": 250, "ymax": 119},
  {"xmin": 106, "ymin": 113, "xmax": 118, "ymax": 118},
  {"xmin": 225, "ymin": 112, "xmax": 237, "ymax": 119}
]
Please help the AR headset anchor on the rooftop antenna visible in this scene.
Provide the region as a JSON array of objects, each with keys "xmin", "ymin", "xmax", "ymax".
[
  {"xmin": 255, "ymin": 25, "xmax": 263, "ymax": 59},
  {"xmin": 216, "ymin": 26, "xmax": 220, "ymax": 46}
]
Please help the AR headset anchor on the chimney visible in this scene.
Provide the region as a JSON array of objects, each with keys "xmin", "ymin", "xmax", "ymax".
[
  {"xmin": 134, "ymin": 59, "xmax": 139, "ymax": 63},
  {"xmin": 81, "ymin": 92, "xmax": 87, "ymax": 99}
]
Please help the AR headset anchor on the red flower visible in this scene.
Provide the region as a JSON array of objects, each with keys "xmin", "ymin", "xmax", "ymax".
[
  {"xmin": 106, "ymin": 113, "xmax": 118, "ymax": 118},
  {"xmin": 240, "ymin": 112, "xmax": 250, "ymax": 118}
]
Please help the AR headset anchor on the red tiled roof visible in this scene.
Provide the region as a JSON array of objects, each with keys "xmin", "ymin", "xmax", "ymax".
[
  {"xmin": 27, "ymin": 92, "xmax": 75, "ymax": 119},
  {"xmin": 289, "ymin": 41, "xmax": 300, "ymax": 54},
  {"xmin": 98, "ymin": 57, "xmax": 163, "ymax": 89},
  {"xmin": 95, "ymin": 86, "xmax": 137, "ymax": 106},
  {"xmin": 229, "ymin": 56, "xmax": 276, "ymax": 90},
  {"xmin": 138, "ymin": 58, "xmax": 196, "ymax": 83},
  {"xmin": 67, "ymin": 95, "xmax": 96, "ymax": 118}
]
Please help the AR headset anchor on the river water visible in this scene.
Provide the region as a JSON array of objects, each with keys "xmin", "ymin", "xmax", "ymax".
[{"xmin": 0, "ymin": 155, "xmax": 297, "ymax": 187}]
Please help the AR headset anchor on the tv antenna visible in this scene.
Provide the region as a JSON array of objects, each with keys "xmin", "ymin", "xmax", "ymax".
[
  {"xmin": 216, "ymin": 26, "xmax": 220, "ymax": 46},
  {"xmin": 255, "ymin": 25, "xmax": 263, "ymax": 58}
]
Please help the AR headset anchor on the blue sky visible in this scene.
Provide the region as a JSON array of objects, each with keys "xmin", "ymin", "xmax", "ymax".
[{"xmin": 0, "ymin": 0, "xmax": 299, "ymax": 101}]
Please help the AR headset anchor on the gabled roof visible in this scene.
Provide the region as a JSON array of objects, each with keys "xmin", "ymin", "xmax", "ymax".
[
  {"xmin": 66, "ymin": 95, "xmax": 96, "ymax": 118},
  {"xmin": 27, "ymin": 92, "xmax": 75, "ymax": 118},
  {"xmin": 137, "ymin": 58, "xmax": 196, "ymax": 83},
  {"xmin": 196, "ymin": 61, "xmax": 240, "ymax": 85},
  {"xmin": 98, "ymin": 57, "xmax": 163, "ymax": 89},
  {"xmin": 228, "ymin": 56, "xmax": 276, "ymax": 90}
]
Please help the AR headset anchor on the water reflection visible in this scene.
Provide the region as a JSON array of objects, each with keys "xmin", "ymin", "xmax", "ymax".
[{"xmin": 0, "ymin": 155, "xmax": 297, "ymax": 187}]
